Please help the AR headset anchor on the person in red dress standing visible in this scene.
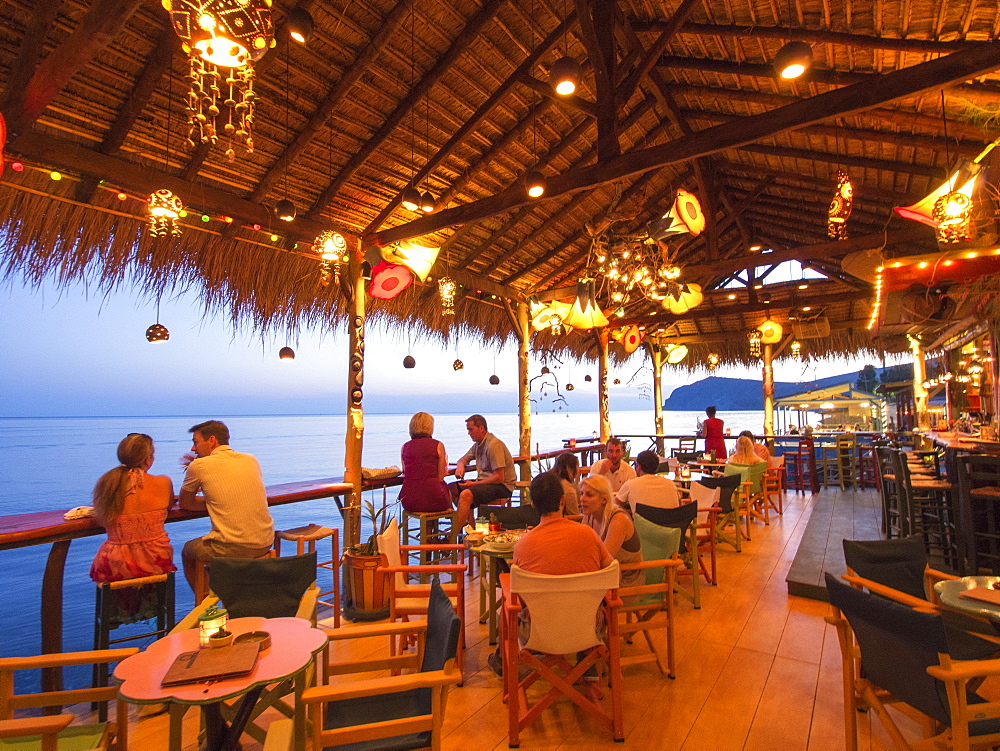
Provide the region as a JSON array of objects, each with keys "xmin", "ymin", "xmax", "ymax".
[
  {"xmin": 701, "ymin": 406, "xmax": 727, "ymax": 461},
  {"xmin": 399, "ymin": 412, "xmax": 451, "ymax": 513}
]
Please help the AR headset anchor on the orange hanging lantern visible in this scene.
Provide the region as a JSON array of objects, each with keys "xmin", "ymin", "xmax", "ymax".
[{"xmin": 827, "ymin": 169, "xmax": 853, "ymax": 239}]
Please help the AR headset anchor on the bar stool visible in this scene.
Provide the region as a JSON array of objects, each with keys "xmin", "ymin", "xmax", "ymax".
[
  {"xmin": 857, "ymin": 443, "xmax": 877, "ymax": 489},
  {"xmin": 959, "ymin": 454, "xmax": 1000, "ymax": 574},
  {"xmin": 894, "ymin": 450, "xmax": 956, "ymax": 569},
  {"xmin": 512, "ymin": 480, "xmax": 531, "ymax": 506},
  {"xmin": 815, "ymin": 440, "xmax": 839, "ymax": 488},
  {"xmin": 275, "ymin": 524, "xmax": 340, "ymax": 627},
  {"xmin": 93, "ymin": 571, "xmax": 175, "ymax": 720},
  {"xmin": 875, "ymin": 446, "xmax": 906, "ymax": 537},
  {"xmin": 786, "ymin": 439, "xmax": 816, "ymax": 494},
  {"xmin": 836, "ymin": 434, "xmax": 858, "ymax": 490},
  {"xmin": 401, "ymin": 509, "xmax": 458, "ymax": 583}
]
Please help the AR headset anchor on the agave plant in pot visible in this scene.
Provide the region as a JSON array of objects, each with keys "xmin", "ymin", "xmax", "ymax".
[{"xmin": 341, "ymin": 495, "xmax": 397, "ymax": 621}]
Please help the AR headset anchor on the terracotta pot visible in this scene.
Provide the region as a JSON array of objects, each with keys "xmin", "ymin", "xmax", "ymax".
[{"xmin": 341, "ymin": 551, "xmax": 390, "ymax": 622}]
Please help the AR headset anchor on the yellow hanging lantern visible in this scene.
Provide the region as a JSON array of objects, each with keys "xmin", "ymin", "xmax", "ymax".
[
  {"xmin": 707, "ymin": 353, "xmax": 720, "ymax": 372},
  {"xmin": 314, "ymin": 230, "xmax": 346, "ymax": 286},
  {"xmin": 758, "ymin": 319, "xmax": 783, "ymax": 344},
  {"xmin": 747, "ymin": 329, "xmax": 762, "ymax": 358},
  {"xmin": 147, "ymin": 189, "xmax": 184, "ymax": 237},
  {"xmin": 932, "ymin": 191, "xmax": 973, "ymax": 243},
  {"xmin": 438, "ymin": 277, "xmax": 457, "ymax": 315},
  {"xmin": 827, "ymin": 169, "xmax": 853, "ymax": 239}
]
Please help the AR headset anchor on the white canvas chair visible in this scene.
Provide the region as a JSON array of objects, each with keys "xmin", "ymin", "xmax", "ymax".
[
  {"xmin": 377, "ymin": 517, "xmax": 467, "ymax": 678},
  {"xmin": 500, "ymin": 561, "xmax": 624, "ymax": 747}
]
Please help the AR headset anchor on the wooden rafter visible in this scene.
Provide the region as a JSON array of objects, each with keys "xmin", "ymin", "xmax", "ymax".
[
  {"xmin": 368, "ymin": 40, "xmax": 1000, "ymax": 247},
  {"xmin": 0, "ymin": 0, "xmax": 65, "ymax": 113},
  {"xmin": 615, "ymin": 0, "xmax": 703, "ymax": 103},
  {"xmin": 575, "ymin": 0, "xmax": 619, "ymax": 160}
]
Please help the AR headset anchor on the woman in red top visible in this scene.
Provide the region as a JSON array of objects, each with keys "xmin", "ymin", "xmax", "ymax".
[
  {"xmin": 701, "ymin": 406, "xmax": 727, "ymax": 461},
  {"xmin": 399, "ymin": 412, "xmax": 451, "ymax": 513}
]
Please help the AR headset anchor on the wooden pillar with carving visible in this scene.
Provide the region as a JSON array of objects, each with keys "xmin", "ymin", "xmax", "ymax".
[
  {"xmin": 910, "ymin": 335, "xmax": 929, "ymax": 430},
  {"xmin": 648, "ymin": 342, "xmax": 665, "ymax": 454},
  {"xmin": 517, "ymin": 301, "xmax": 531, "ymax": 481},
  {"xmin": 343, "ymin": 244, "xmax": 365, "ymax": 547},
  {"xmin": 597, "ymin": 329, "xmax": 611, "ymax": 441},
  {"xmin": 762, "ymin": 342, "xmax": 775, "ymax": 438}
]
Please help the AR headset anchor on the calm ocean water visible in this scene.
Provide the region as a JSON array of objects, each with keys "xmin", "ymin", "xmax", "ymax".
[{"xmin": 0, "ymin": 408, "xmax": 764, "ymax": 686}]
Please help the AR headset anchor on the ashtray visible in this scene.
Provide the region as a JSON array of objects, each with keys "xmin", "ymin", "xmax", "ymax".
[
  {"xmin": 234, "ymin": 631, "xmax": 272, "ymax": 651},
  {"xmin": 207, "ymin": 630, "xmax": 234, "ymax": 648}
]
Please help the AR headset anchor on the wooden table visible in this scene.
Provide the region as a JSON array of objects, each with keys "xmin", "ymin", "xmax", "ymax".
[
  {"xmin": 470, "ymin": 544, "xmax": 514, "ymax": 645},
  {"xmin": 115, "ymin": 616, "xmax": 327, "ymax": 751}
]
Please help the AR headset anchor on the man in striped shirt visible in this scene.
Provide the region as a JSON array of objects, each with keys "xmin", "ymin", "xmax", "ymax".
[{"xmin": 179, "ymin": 420, "xmax": 275, "ymax": 594}]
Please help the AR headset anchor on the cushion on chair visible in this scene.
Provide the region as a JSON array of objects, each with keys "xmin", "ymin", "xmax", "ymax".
[
  {"xmin": 632, "ymin": 515, "xmax": 681, "ymax": 596},
  {"xmin": 635, "ymin": 502, "xmax": 694, "ymax": 554},
  {"xmin": 209, "ymin": 552, "xmax": 317, "ymax": 619},
  {"xmin": 841, "ymin": 536, "xmax": 927, "ymax": 601},
  {"xmin": 0, "ymin": 722, "xmax": 109, "ymax": 751},
  {"xmin": 695, "ymin": 474, "xmax": 741, "ymax": 513},
  {"xmin": 420, "ymin": 579, "xmax": 462, "ymax": 673},
  {"xmin": 725, "ymin": 462, "xmax": 766, "ymax": 495}
]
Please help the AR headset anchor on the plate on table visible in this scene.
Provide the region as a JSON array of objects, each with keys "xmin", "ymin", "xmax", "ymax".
[
  {"xmin": 934, "ymin": 575, "xmax": 1000, "ymax": 620},
  {"xmin": 481, "ymin": 531, "xmax": 519, "ymax": 553}
]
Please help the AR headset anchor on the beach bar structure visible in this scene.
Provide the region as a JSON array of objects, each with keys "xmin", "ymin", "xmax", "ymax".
[
  {"xmin": 774, "ymin": 382, "xmax": 882, "ymax": 433},
  {"xmin": 4, "ymin": 0, "xmax": 1000, "ymax": 597}
]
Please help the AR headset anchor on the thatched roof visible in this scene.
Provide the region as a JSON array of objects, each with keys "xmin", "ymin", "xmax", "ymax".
[{"xmin": 3, "ymin": 0, "xmax": 1000, "ymax": 367}]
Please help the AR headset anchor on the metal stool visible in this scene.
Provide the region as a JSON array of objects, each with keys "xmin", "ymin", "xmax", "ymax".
[
  {"xmin": 513, "ymin": 480, "xmax": 531, "ymax": 506},
  {"xmin": 275, "ymin": 524, "xmax": 340, "ymax": 627},
  {"xmin": 93, "ymin": 571, "xmax": 175, "ymax": 720},
  {"xmin": 401, "ymin": 509, "xmax": 458, "ymax": 583}
]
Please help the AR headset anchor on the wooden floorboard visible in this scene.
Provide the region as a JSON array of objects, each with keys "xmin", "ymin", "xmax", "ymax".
[{"xmin": 58, "ymin": 485, "xmax": 940, "ymax": 750}]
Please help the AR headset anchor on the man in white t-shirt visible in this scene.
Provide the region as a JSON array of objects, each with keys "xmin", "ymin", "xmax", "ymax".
[
  {"xmin": 588, "ymin": 436, "xmax": 636, "ymax": 493},
  {"xmin": 178, "ymin": 420, "xmax": 274, "ymax": 594},
  {"xmin": 615, "ymin": 450, "xmax": 680, "ymax": 513}
]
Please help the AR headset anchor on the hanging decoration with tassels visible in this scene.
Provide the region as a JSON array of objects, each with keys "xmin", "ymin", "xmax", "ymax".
[
  {"xmin": 147, "ymin": 189, "xmax": 184, "ymax": 237},
  {"xmin": 162, "ymin": 0, "xmax": 275, "ymax": 160},
  {"xmin": 438, "ymin": 277, "xmax": 457, "ymax": 315},
  {"xmin": 314, "ymin": 230, "xmax": 347, "ymax": 286},
  {"xmin": 706, "ymin": 353, "xmax": 720, "ymax": 372},
  {"xmin": 827, "ymin": 169, "xmax": 853, "ymax": 239},
  {"xmin": 747, "ymin": 329, "xmax": 762, "ymax": 358}
]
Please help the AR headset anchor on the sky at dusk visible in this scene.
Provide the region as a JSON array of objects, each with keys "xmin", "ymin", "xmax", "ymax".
[{"xmin": 0, "ymin": 279, "xmax": 890, "ymax": 418}]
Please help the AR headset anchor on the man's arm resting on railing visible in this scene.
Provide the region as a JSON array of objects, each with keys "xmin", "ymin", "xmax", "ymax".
[{"xmin": 178, "ymin": 488, "xmax": 206, "ymax": 511}]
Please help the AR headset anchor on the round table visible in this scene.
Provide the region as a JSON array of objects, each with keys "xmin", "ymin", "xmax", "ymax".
[{"xmin": 934, "ymin": 575, "xmax": 1000, "ymax": 622}]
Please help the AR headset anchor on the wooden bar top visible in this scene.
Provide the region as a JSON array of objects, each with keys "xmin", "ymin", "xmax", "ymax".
[{"xmin": 923, "ymin": 431, "xmax": 1000, "ymax": 454}]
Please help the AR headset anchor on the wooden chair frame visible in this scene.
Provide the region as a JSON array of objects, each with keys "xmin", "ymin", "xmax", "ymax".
[{"xmin": 618, "ymin": 557, "xmax": 683, "ymax": 676}]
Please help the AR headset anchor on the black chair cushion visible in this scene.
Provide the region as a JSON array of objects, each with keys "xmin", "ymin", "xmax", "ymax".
[
  {"xmin": 696, "ymin": 474, "xmax": 741, "ymax": 514},
  {"xmin": 209, "ymin": 552, "xmax": 316, "ymax": 619},
  {"xmin": 479, "ymin": 505, "xmax": 540, "ymax": 529},
  {"xmin": 420, "ymin": 579, "xmax": 461, "ymax": 673},
  {"xmin": 841, "ymin": 536, "xmax": 928, "ymax": 601},
  {"xmin": 634, "ymin": 502, "xmax": 698, "ymax": 554}
]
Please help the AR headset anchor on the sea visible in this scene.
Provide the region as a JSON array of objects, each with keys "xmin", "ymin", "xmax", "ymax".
[{"xmin": 0, "ymin": 408, "xmax": 765, "ymax": 689}]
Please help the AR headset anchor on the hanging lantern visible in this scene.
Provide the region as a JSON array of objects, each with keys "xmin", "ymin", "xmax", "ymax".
[
  {"xmin": 758, "ymin": 319, "xmax": 783, "ymax": 344},
  {"xmin": 145, "ymin": 323, "xmax": 170, "ymax": 343},
  {"xmin": 162, "ymin": 0, "xmax": 275, "ymax": 159},
  {"xmin": 564, "ymin": 279, "xmax": 609, "ymax": 329},
  {"xmin": 827, "ymin": 169, "xmax": 853, "ymax": 240},
  {"xmin": 541, "ymin": 366, "xmax": 550, "ymax": 375},
  {"xmin": 663, "ymin": 283, "xmax": 703, "ymax": 314},
  {"xmin": 933, "ymin": 191, "xmax": 973, "ymax": 243},
  {"xmin": 664, "ymin": 343, "xmax": 688, "ymax": 364},
  {"xmin": 278, "ymin": 346, "xmax": 294, "ymax": 360},
  {"xmin": 531, "ymin": 302, "xmax": 572, "ymax": 334},
  {"xmin": 619, "ymin": 325, "xmax": 643, "ymax": 354},
  {"xmin": 438, "ymin": 277, "xmax": 457, "ymax": 315},
  {"xmin": 403, "ymin": 355, "xmax": 416, "ymax": 368},
  {"xmin": 566, "ymin": 382, "xmax": 575, "ymax": 391},
  {"xmin": 314, "ymin": 230, "xmax": 346, "ymax": 286},
  {"xmin": 584, "ymin": 374, "xmax": 592, "ymax": 382},
  {"xmin": 489, "ymin": 374, "xmax": 500, "ymax": 385},
  {"xmin": 791, "ymin": 340, "xmax": 802, "ymax": 359},
  {"xmin": 368, "ymin": 262, "xmax": 413, "ymax": 300},
  {"xmin": 453, "ymin": 359, "xmax": 464, "ymax": 371},
  {"xmin": 646, "ymin": 188, "xmax": 705, "ymax": 241},
  {"xmin": 147, "ymin": 189, "xmax": 184, "ymax": 237},
  {"xmin": 706, "ymin": 353, "xmax": 720, "ymax": 372},
  {"xmin": 613, "ymin": 378, "xmax": 621, "ymax": 385},
  {"xmin": 382, "ymin": 242, "xmax": 439, "ymax": 281},
  {"xmin": 748, "ymin": 329, "xmax": 763, "ymax": 358}
]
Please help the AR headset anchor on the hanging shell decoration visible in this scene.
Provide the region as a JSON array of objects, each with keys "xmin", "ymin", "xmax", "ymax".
[
  {"xmin": 827, "ymin": 169, "xmax": 853, "ymax": 240},
  {"xmin": 147, "ymin": 189, "xmax": 184, "ymax": 237}
]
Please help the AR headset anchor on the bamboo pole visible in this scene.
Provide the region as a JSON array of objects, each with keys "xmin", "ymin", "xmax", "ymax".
[
  {"xmin": 597, "ymin": 330, "xmax": 611, "ymax": 441},
  {"xmin": 343, "ymin": 244, "xmax": 365, "ymax": 547},
  {"xmin": 910, "ymin": 335, "xmax": 929, "ymax": 431},
  {"xmin": 648, "ymin": 343, "xmax": 665, "ymax": 454},
  {"xmin": 517, "ymin": 302, "xmax": 531, "ymax": 480},
  {"xmin": 763, "ymin": 342, "xmax": 775, "ymax": 439}
]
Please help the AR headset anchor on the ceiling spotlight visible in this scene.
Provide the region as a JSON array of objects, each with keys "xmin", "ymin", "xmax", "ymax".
[
  {"xmin": 401, "ymin": 186, "xmax": 421, "ymax": 212},
  {"xmin": 773, "ymin": 41, "xmax": 813, "ymax": 80},
  {"xmin": 419, "ymin": 191, "xmax": 436, "ymax": 213},
  {"xmin": 549, "ymin": 56, "xmax": 581, "ymax": 96},
  {"xmin": 287, "ymin": 8, "xmax": 315, "ymax": 44},
  {"xmin": 525, "ymin": 170, "xmax": 546, "ymax": 199},
  {"xmin": 275, "ymin": 199, "xmax": 296, "ymax": 222},
  {"xmin": 278, "ymin": 346, "xmax": 295, "ymax": 360}
]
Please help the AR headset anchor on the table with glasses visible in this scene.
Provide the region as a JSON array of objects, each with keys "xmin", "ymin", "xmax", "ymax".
[{"xmin": 115, "ymin": 616, "xmax": 327, "ymax": 751}]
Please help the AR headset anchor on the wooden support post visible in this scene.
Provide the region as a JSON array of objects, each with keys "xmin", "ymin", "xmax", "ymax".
[
  {"xmin": 343, "ymin": 243, "xmax": 365, "ymax": 547},
  {"xmin": 597, "ymin": 330, "xmax": 611, "ymax": 441},
  {"xmin": 41, "ymin": 540, "xmax": 70, "ymax": 696},
  {"xmin": 763, "ymin": 343, "xmax": 775, "ymax": 439},
  {"xmin": 648, "ymin": 343, "xmax": 666, "ymax": 454},
  {"xmin": 910, "ymin": 335, "xmax": 929, "ymax": 431},
  {"xmin": 517, "ymin": 302, "xmax": 531, "ymax": 481}
]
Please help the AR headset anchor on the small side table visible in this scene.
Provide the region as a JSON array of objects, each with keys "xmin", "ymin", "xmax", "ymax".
[{"xmin": 115, "ymin": 616, "xmax": 327, "ymax": 751}]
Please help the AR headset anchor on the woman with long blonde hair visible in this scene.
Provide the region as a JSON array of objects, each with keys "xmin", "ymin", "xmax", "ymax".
[
  {"xmin": 579, "ymin": 474, "xmax": 642, "ymax": 587},
  {"xmin": 90, "ymin": 433, "xmax": 176, "ymax": 585}
]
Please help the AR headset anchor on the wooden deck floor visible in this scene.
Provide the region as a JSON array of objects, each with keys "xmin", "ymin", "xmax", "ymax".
[{"xmin": 116, "ymin": 486, "xmax": 929, "ymax": 750}]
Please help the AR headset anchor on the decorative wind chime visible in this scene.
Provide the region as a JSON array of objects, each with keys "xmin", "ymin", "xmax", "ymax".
[
  {"xmin": 162, "ymin": 0, "xmax": 275, "ymax": 160},
  {"xmin": 747, "ymin": 329, "xmax": 763, "ymax": 358}
]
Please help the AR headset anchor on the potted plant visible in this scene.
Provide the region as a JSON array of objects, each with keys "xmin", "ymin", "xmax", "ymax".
[{"xmin": 341, "ymin": 496, "xmax": 396, "ymax": 621}]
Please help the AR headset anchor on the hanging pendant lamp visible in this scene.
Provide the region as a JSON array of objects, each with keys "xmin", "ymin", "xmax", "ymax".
[
  {"xmin": 401, "ymin": 187, "xmax": 421, "ymax": 212},
  {"xmin": 275, "ymin": 198, "xmax": 296, "ymax": 221},
  {"xmin": 286, "ymin": 8, "xmax": 315, "ymax": 44},
  {"xmin": 146, "ymin": 323, "xmax": 170, "ymax": 343},
  {"xmin": 525, "ymin": 170, "xmax": 547, "ymax": 198},
  {"xmin": 278, "ymin": 346, "xmax": 295, "ymax": 360},
  {"xmin": 550, "ymin": 56, "xmax": 581, "ymax": 96},
  {"xmin": 419, "ymin": 191, "xmax": 436, "ymax": 213},
  {"xmin": 773, "ymin": 40, "xmax": 812, "ymax": 79}
]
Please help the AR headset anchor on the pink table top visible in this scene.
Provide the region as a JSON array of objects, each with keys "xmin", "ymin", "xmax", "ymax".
[{"xmin": 114, "ymin": 617, "xmax": 327, "ymax": 705}]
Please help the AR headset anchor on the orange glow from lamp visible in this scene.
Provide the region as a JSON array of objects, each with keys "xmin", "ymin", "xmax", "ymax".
[
  {"xmin": 933, "ymin": 191, "xmax": 973, "ymax": 243},
  {"xmin": 382, "ymin": 241, "xmax": 439, "ymax": 281},
  {"xmin": 707, "ymin": 353, "xmax": 720, "ymax": 372},
  {"xmin": 757, "ymin": 319, "xmax": 783, "ymax": 344}
]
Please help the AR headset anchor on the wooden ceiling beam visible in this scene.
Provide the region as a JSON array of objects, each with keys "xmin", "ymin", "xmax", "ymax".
[
  {"xmin": 0, "ymin": 0, "xmax": 65, "ymax": 113},
  {"xmin": 575, "ymin": 0, "xmax": 620, "ymax": 160},
  {"xmin": 368, "ymin": 41, "xmax": 1000, "ymax": 247},
  {"xmin": 615, "ymin": 0, "xmax": 703, "ymax": 103},
  {"xmin": 75, "ymin": 28, "xmax": 177, "ymax": 203},
  {"xmin": 651, "ymin": 317, "xmax": 871, "ymax": 345},
  {"xmin": 735, "ymin": 143, "xmax": 942, "ymax": 179},
  {"xmin": 305, "ymin": 0, "xmax": 507, "ymax": 222},
  {"xmin": 631, "ymin": 20, "xmax": 987, "ymax": 54},
  {"xmin": 2, "ymin": 0, "xmax": 144, "ymax": 140}
]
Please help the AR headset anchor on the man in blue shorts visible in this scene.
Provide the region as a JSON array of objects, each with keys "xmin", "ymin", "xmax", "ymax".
[{"xmin": 451, "ymin": 414, "xmax": 516, "ymax": 527}]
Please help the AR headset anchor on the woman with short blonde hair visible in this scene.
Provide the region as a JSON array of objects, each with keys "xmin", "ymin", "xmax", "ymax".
[{"xmin": 400, "ymin": 412, "xmax": 450, "ymax": 513}]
